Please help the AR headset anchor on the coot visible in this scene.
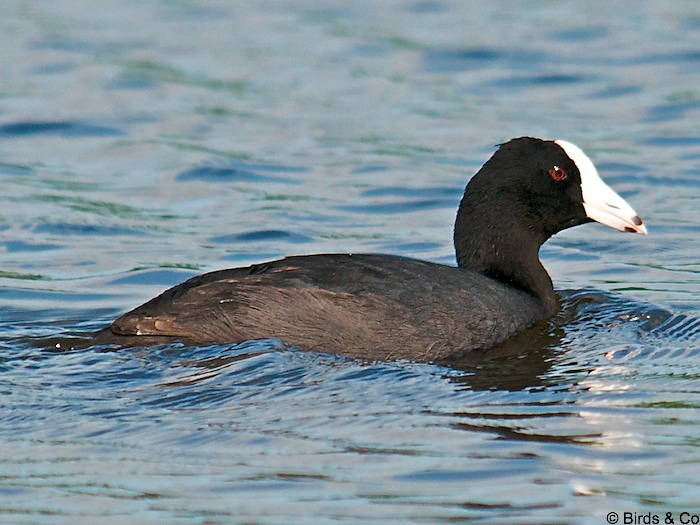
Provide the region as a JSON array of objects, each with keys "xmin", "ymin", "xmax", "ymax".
[{"xmin": 92, "ymin": 137, "xmax": 646, "ymax": 361}]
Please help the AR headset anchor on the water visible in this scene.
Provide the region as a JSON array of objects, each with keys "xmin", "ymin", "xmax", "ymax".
[{"xmin": 1, "ymin": 1, "xmax": 699, "ymax": 523}]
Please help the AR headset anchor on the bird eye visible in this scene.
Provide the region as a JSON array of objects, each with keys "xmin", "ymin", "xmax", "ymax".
[{"xmin": 550, "ymin": 165, "xmax": 567, "ymax": 181}]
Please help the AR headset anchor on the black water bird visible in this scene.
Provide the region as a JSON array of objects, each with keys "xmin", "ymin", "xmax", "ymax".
[{"xmin": 91, "ymin": 137, "xmax": 647, "ymax": 361}]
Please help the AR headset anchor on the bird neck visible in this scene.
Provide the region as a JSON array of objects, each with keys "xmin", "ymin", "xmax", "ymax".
[{"xmin": 453, "ymin": 197, "xmax": 558, "ymax": 315}]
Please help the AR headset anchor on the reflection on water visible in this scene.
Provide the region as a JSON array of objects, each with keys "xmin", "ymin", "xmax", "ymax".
[{"xmin": 1, "ymin": 0, "xmax": 700, "ymax": 523}]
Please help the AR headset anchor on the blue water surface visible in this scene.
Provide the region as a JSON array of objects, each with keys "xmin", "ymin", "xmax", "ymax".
[{"xmin": 1, "ymin": 1, "xmax": 699, "ymax": 523}]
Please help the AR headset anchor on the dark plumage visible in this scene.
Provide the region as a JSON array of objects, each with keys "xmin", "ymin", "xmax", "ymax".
[{"xmin": 91, "ymin": 137, "xmax": 646, "ymax": 361}]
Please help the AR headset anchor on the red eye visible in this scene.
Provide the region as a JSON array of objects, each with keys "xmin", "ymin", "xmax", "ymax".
[{"xmin": 550, "ymin": 165, "xmax": 567, "ymax": 181}]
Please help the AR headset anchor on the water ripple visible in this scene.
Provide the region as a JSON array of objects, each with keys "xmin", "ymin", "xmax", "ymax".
[
  {"xmin": 176, "ymin": 162, "xmax": 303, "ymax": 184},
  {"xmin": 0, "ymin": 121, "xmax": 123, "ymax": 138}
]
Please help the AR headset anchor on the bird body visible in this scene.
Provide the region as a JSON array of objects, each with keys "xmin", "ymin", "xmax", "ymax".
[
  {"xmin": 94, "ymin": 254, "xmax": 546, "ymax": 360},
  {"xmin": 92, "ymin": 137, "xmax": 646, "ymax": 361}
]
